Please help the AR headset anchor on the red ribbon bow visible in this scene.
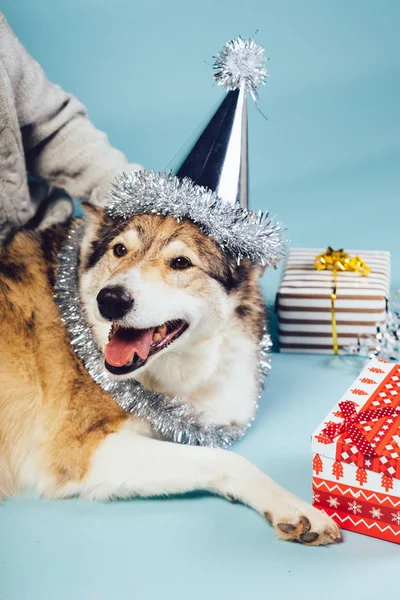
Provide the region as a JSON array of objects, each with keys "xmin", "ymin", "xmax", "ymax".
[{"xmin": 320, "ymin": 401, "xmax": 400, "ymax": 457}]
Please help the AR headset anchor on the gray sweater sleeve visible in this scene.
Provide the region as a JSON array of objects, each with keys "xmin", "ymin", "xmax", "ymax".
[{"xmin": 0, "ymin": 13, "xmax": 140, "ymax": 202}]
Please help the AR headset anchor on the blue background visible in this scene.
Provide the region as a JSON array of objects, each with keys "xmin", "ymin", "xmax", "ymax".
[{"xmin": 1, "ymin": 1, "xmax": 400, "ymax": 598}]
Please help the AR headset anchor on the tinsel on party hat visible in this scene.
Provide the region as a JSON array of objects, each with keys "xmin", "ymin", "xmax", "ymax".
[{"xmin": 108, "ymin": 37, "xmax": 284, "ymax": 268}]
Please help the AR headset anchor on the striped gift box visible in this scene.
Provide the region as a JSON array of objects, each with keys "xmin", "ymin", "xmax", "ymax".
[{"xmin": 276, "ymin": 248, "xmax": 391, "ymax": 354}]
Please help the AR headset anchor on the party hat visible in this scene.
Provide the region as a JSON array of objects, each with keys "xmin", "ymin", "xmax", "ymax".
[
  {"xmin": 176, "ymin": 37, "xmax": 268, "ymax": 208},
  {"xmin": 108, "ymin": 37, "xmax": 284, "ymax": 268}
]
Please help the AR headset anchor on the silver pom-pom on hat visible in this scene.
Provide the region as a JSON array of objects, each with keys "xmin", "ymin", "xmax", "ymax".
[{"xmin": 213, "ymin": 37, "xmax": 268, "ymax": 100}]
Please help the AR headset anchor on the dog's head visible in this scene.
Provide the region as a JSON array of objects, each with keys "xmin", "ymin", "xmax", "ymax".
[{"xmin": 79, "ymin": 205, "xmax": 265, "ymax": 380}]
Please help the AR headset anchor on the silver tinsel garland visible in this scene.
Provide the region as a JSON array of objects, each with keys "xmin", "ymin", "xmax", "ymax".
[
  {"xmin": 54, "ymin": 221, "xmax": 273, "ymax": 448},
  {"xmin": 212, "ymin": 37, "xmax": 268, "ymax": 101},
  {"xmin": 107, "ymin": 171, "xmax": 284, "ymax": 268},
  {"xmin": 343, "ymin": 292, "xmax": 400, "ymax": 364}
]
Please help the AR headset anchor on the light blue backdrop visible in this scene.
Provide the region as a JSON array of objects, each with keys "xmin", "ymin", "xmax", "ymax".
[
  {"xmin": 1, "ymin": 2, "xmax": 400, "ymax": 599},
  {"xmin": 4, "ymin": 0, "xmax": 400, "ymax": 300}
]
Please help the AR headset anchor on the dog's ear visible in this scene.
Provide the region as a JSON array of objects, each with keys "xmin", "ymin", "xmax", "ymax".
[{"xmin": 81, "ymin": 202, "xmax": 105, "ymax": 225}]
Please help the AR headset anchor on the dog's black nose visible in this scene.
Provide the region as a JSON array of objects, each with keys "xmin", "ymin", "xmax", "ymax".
[{"xmin": 96, "ymin": 286, "xmax": 134, "ymax": 321}]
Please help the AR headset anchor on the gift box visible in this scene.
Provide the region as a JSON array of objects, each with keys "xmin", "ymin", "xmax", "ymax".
[
  {"xmin": 276, "ymin": 248, "xmax": 391, "ymax": 354},
  {"xmin": 312, "ymin": 358, "xmax": 400, "ymax": 543}
]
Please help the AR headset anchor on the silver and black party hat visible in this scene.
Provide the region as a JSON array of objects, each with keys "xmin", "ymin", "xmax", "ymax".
[
  {"xmin": 176, "ymin": 38, "xmax": 268, "ymax": 209},
  {"xmin": 109, "ymin": 37, "xmax": 284, "ymax": 268}
]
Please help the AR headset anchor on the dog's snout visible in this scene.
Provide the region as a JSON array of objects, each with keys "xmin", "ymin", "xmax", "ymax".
[{"xmin": 96, "ymin": 286, "xmax": 133, "ymax": 321}]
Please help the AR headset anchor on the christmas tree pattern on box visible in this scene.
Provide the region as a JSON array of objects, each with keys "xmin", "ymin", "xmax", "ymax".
[{"xmin": 311, "ymin": 358, "xmax": 400, "ymax": 544}]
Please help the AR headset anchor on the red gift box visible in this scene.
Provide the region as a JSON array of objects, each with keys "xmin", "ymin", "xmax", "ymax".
[{"xmin": 312, "ymin": 359, "xmax": 400, "ymax": 543}]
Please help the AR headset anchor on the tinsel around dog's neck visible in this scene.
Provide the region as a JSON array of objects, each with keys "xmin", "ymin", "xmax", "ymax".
[{"xmin": 54, "ymin": 221, "xmax": 273, "ymax": 449}]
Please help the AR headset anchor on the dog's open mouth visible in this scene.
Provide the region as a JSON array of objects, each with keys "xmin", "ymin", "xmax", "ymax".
[{"xmin": 104, "ymin": 319, "xmax": 188, "ymax": 375}]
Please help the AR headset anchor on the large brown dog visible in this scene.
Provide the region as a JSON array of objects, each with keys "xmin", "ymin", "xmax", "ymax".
[{"xmin": 0, "ymin": 208, "xmax": 340, "ymax": 546}]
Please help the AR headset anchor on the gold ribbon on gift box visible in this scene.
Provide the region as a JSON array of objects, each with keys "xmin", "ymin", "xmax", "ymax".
[{"xmin": 314, "ymin": 247, "xmax": 371, "ymax": 354}]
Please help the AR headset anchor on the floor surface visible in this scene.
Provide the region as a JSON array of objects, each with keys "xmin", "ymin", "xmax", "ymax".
[{"xmin": 1, "ymin": 354, "xmax": 398, "ymax": 600}]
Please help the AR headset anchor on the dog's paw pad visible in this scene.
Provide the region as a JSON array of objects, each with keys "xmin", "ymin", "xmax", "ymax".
[
  {"xmin": 298, "ymin": 516, "xmax": 311, "ymax": 531},
  {"xmin": 300, "ymin": 531, "xmax": 319, "ymax": 543},
  {"xmin": 272, "ymin": 508, "xmax": 341, "ymax": 546},
  {"xmin": 277, "ymin": 522, "xmax": 296, "ymax": 534}
]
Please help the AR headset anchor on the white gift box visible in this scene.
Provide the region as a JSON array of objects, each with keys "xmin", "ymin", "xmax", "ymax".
[{"xmin": 276, "ymin": 248, "xmax": 391, "ymax": 354}]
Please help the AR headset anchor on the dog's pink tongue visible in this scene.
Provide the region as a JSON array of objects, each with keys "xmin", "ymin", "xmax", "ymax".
[{"xmin": 104, "ymin": 328, "xmax": 155, "ymax": 367}]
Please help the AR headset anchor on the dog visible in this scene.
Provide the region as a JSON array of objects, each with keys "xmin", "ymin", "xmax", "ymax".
[{"xmin": 0, "ymin": 204, "xmax": 340, "ymax": 545}]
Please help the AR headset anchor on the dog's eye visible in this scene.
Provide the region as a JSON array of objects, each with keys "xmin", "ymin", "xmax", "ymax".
[
  {"xmin": 170, "ymin": 256, "xmax": 192, "ymax": 270},
  {"xmin": 113, "ymin": 243, "xmax": 128, "ymax": 258}
]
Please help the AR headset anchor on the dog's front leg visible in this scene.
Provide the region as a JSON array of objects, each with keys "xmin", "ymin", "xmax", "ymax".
[{"xmin": 61, "ymin": 421, "xmax": 340, "ymax": 546}]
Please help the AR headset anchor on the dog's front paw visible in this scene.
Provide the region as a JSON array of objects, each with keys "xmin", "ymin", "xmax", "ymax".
[{"xmin": 265, "ymin": 495, "xmax": 341, "ymax": 546}]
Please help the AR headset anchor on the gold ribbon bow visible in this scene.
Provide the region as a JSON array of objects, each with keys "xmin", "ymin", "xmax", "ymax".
[{"xmin": 314, "ymin": 247, "xmax": 371, "ymax": 354}]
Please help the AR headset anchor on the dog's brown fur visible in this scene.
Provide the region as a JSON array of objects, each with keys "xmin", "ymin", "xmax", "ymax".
[
  {"xmin": 0, "ymin": 215, "xmax": 341, "ymax": 546},
  {"xmin": 0, "ymin": 214, "xmax": 263, "ymax": 497},
  {"xmin": 0, "ymin": 225, "xmax": 128, "ymax": 497}
]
